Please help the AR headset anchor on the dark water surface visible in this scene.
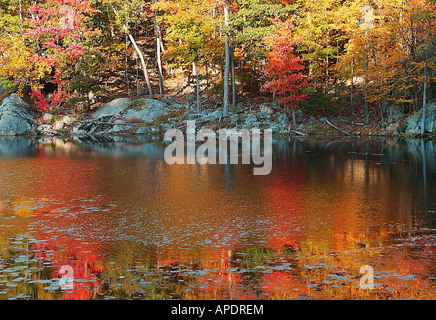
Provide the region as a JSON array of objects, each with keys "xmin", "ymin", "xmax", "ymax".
[{"xmin": 0, "ymin": 136, "xmax": 435, "ymax": 300}]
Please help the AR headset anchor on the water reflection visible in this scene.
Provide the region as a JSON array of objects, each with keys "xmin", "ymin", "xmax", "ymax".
[{"xmin": 0, "ymin": 137, "xmax": 435, "ymax": 299}]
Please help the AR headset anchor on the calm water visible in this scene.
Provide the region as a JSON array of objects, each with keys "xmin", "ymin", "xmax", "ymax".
[{"xmin": 0, "ymin": 136, "xmax": 435, "ymax": 300}]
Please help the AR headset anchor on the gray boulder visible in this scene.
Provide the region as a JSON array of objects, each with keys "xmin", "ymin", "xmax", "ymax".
[
  {"xmin": 72, "ymin": 97, "xmax": 183, "ymax": 136},
  {"xmin": 112, "ymin": 119, "xmax": 134, "ymax": 133},
  {"xmin": 386, "ymin": 105, "xmax": 404, "ymax": 123},
  {"xmin": 277, "ymin": 113, "xmax": 290, "ymax": 125},
  {"xmin": 202, "ymin": 109, "xmax": 223, "ymax": 121},
  {"xmin": 0, "ymin": 94, "xmax": 35, "ymax": 136},
  {"xmin": 405, "ymin": 113, "xmax": 422, "ymax": 136},
  {"xmin": 424, "ymin": 101, "xmax": 436, "ymax": 133},
  {"xmin": 404, "ymin": 101, "xmax": 436, "ymax": 136},
  {"xmin": 92, "ymin": 98, "xmax": 131, "ymax": 118},
  {"xmin": 243, "ymin": 114, "xmax": 258, "ymax": 127},
  {"xmin": 92, "ymin": 98, "xmax": 180, "ymax": 123},
  {"xmin": 136, "ymin": 126, "xmax": 151, "ymax": 135},
  {"xmin": 259, "ymin": 103, "xmax": 274, "ymax": 115}
]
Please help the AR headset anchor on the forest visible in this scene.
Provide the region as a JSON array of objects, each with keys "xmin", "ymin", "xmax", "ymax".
[{"xmin": 0, "ymin": 0, "xmax": 435, "ymax": 128}]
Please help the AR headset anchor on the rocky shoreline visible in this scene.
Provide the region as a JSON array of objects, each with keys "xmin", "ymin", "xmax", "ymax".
[{"xmin": 0, "ymin": 90, "xmax": 435, "ymax": 141}]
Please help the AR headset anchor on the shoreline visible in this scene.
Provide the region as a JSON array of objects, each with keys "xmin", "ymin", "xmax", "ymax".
[{"xmin": 1, "ymin": 94, "xmax": 435, "ymax": 141}]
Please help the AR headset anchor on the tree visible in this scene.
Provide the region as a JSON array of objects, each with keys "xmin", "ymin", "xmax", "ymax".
[
  {"xmin": 262, "ymin": 18, "xmax": 309, "ymax": 126},
  {"xmin": 230, "ymin": 0, "xmax": 294, "ymax": 95},
  {"xmin": 0, "ymin": 0, "xmax": 101, "ymax": 111},
  {"xmin": 152, "ymin": 0, "xmax": 222, "ymax": 110},
  {"xmin": 223, "ymin": 0, "xmax": 230, "ymax": 116},
  {"xmin": 107, "ymin": 0, "xmax": 155, "ymax": 99}
]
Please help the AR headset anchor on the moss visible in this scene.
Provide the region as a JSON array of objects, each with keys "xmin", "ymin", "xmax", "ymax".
[{"xmin": 129, "ymin": 99, "xmax": 145, "ymax": 107}]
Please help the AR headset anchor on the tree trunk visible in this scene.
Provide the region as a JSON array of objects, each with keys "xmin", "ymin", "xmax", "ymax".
[
  {"xmin": 125, "ymin": 35, "xmax": 129, "ymax": 95},
  {"xmin": 421, "ymin": 46, "xmax": 429, "ymax": 137},
  {"xmin": 325, "ymin": 55, "xmax": 329, "ymax": 95},
  {"xmin": 193, "ymin": 61, "xmax": 201, "ymax": 112},
  {"xmin": 231, "ymin": 47, "xmax": 236, "ymax": 110},
  {"xmin": 128, "ymin": 33, "xmax": 154, "ymax": 99},
  {"xmin": 155, "ymin": 18, "xmax": 165, "ymax": 97},
  {"xmin": 351, "ymin": 60, "xmax": 354, "ymax": 115},
  {"xmin": 19, "ymin": 0, "xmax": 23, "ymax": 25},
  {"xmin": 112, "ymin": 6, "xmax": 154, "ymax": 99},
  {"xmin": 380, "ymin": 99, "xmax": 385, "ymax": 122},
  {"xmin": 364, "ymin": 56, "xmax": 369, "ymax": 123},
  {"xmin": 223, "ymin": 0, "xmax": 230, "ymax": 116},
  {"xmin": 291, "ymin": 108, "xmax": 297, "ymax": 127}
]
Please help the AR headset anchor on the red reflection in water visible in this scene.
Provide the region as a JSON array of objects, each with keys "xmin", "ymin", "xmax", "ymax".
[{"xmin": 31, "ymin": 237, "xmax": 104, "ymax": 300}]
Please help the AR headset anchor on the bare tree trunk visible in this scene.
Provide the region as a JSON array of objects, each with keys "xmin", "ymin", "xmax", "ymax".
[
  {"xmin": 193, "ymin": 61, "xmax": 201, "ymax": 112},
  {"xmin": 205, "ymin": 62, "xmax": 209, "ymax": 89},
  {"xmin": 231, "ymin": 47, "xmax": 236, "ymax": 110},
  {"xmin": 421, "ymin": 46, "xmax": 429, "ymax": 136},
  {"xmin": 223, "ymin": 0, "xmax": 230, "ymax": 116},
  {"xmin": 364, "ymin": 56, "xmax": 369, "ymax": 123},
  {"xmin": 18, "ymin": 0, "xmax": 23, "ymax": 25},
  {"xmin": 112, "ymin": 5, "xmax": 154, "ymax": 99},
  {"xmin": 125, "ymin": 35, "xmax": 129, "ymax": 95},
  {"xmin": 128, "ymin": 33, "xmax": 154, "ymax": 99},
  {"xmin": 325, "ymin": 55, "xmax": 329, "ymax": 95},
  {"xmin": 155, "ymin": 18, "xmax": 164, "ymax": 97},
  {"xmin": 380, "ymin": 99, "xmax": 385, "ymax": 122},
  {"xmin": 351, "ymin": 60, "xmax": 354, "ymax": 115},
  {"xmin": 291, "ymin": 108, "xmax": 297, "ymax": 127}
]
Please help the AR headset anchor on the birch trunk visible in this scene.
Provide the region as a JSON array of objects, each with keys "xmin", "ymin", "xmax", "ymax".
[
  {"xmin": 421, "ymin": 46, "xmax": 429, "ymax": 136},
  {"xmin": 223, "ymin": 0, "xmax": 230, "ymax": 116},
  {"xmin": 112, "ymin": 6, "xmax": 154, "ymax": 99}
]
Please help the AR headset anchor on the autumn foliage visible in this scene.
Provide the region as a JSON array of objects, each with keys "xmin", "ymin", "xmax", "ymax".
[
  {"xmin": 0, "ymin": 0, "xmax": 434, "ymax": 117},
  {"xmin": 262, "ymin": 19, "xmax": 309, "ymax": 109}
]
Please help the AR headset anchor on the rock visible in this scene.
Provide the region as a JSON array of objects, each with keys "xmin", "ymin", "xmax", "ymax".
[
  {"xmin": 0, "ymin": 94, "xmax": 35, "ymax": 136},
  {"xmin": 386, "ymin": 105, "xmax": 404, "ymax": 123},
  {"xmin": 37, "ymin": 124, "xmax": 61, "ymax": 136},
  {"xmin": 230, "ymin": 113, "xmax": 239, "ymax": 123},
  {"xmin": 71, "ymin": 117, "xmax": 114, "ymax": 136},
  {"xmin": 92, "ymin": 98, "xmax": 131, "ymax": 119},
  {"xmin": 269, "ymin": 125, "xmax": 280, "ymax": 132},
  {"xmin": 203, "ymin": 109, "xmax": 223, "ymax": 121},
  {"xmin": 53, "ymin": 121, "xmax": 65, "ymax": 131},
  {"xmin": 187, "ymin": 113, "xmax": 202, "ymax": 121},
  {"xmin": 259, "ymin": 103, "xmax": 274, "ymax": 115},
  {"xmin": 112, "ymin": 119, "xmax": 127, "ymax": 133},
  {"xmin": 404, "ymin": 101, "xmax": 436, "ymax": 136},
  {"xmin": 124, "ymin": 99, "xmax": 177, "ymax": 122},
  {"xmin": 405, "ymin": 113, "xmax": 422, "ymax": 136},
  {"xmin": 243, "ymin": 114, "xmax": 257, "ymax": 127},
  {"xmin": 43, "ymin": 113, "xmax": 53, "ymax": 122},
  {"xmin": 277, "ymin": 113, "xmax": 290, "ymax": 125},
  {"xmin": 75, "ymin": 97, "xmax": 183, "ymax": 136},
  {"xmin": 424, "ymin": 101, "xmax": 436, "ymax": 133},
  {"xmin": 92, "ymin": 98, "xmax": 180, "ymax": 122},
  {"xmin": 136, "ymin": 126, "xmax": 151, "ymax": 135}
]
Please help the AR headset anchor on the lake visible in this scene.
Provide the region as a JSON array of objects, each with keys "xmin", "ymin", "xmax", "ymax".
[{"xmin": 0, "ymin": 136, "xmax": 435, "ymax": 300}]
